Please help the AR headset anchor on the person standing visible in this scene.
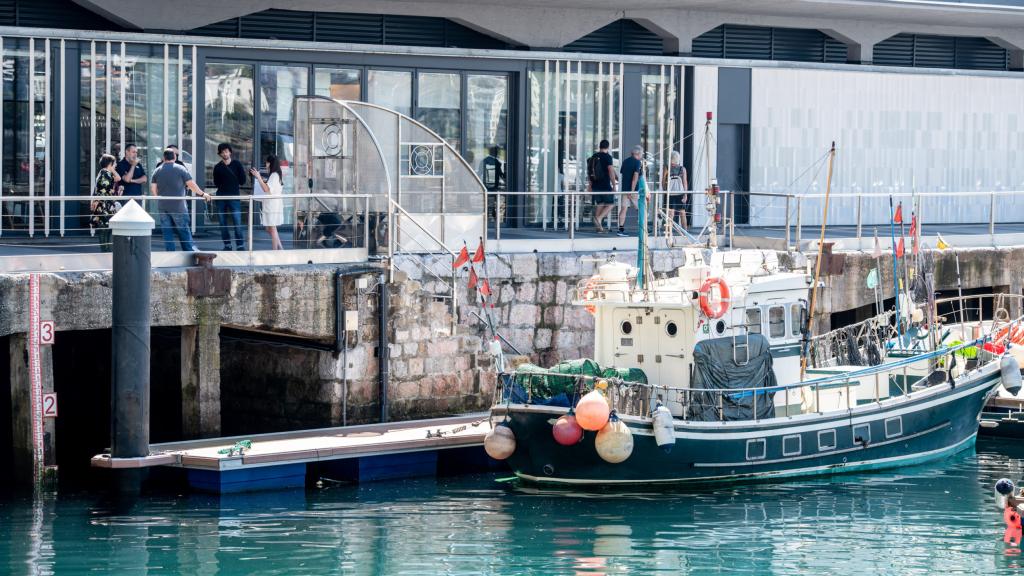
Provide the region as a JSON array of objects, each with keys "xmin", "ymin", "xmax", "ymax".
[
  {"xmin": 661, "ymin": 150, "xmax": 689, "ymax": 233},
  {"xmin": 250, "ymin": 155, "xmax": 285, "ymax": 250},
  {"xmin": 617, "ymin": 145, "xmax": 645, "ymax": 237},
  {"xmin": 212, "ymin": 143, "xmax": 247, "ymax": 250},
  {"xmin": 90, "ymin": 154, "xmax": 122, "ymax": 253},
  {"xmin": 150, "ymin": 148, "xmax": 211, "ymax": 251},
  {"xmin": 115, "ymin": 144, "xmax": 146, "ymax": 199},
  {"xmin": 587, "ymin": 139, "xmax": 617, "ymax": 233}
]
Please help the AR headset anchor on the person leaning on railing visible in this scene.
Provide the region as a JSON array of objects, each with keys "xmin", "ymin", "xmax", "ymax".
[
  {"xmin": 150, "ymin": 148, "xmax": 212, "ymax": 252},
  {"xmin": 90, "ymin": 153, "xmax": 122, "ymax": 253}
]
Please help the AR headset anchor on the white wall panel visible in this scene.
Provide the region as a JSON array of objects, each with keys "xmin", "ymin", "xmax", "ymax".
[{"xmin": 749, "ymin": 68, "xmax": 1024, "ymax": 226}]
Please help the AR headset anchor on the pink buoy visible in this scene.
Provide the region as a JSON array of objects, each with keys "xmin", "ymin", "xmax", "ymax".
[
  {"xmin": 553, "ymin": 413, "xmax": 584, "ymax": 446},
  {"xmin": 575, "ymin": 390, "xmax": 611, "ymax": 431}
]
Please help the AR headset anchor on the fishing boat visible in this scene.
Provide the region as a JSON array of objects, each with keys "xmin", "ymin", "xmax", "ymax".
[{"xmin": 484, "ymin": 130, "xmax": 1022, "ymax": 486}]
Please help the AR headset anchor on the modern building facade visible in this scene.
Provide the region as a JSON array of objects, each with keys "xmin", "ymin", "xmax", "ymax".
[{"xmin": 3, "ymin": 0, "xmax": 1024, "ymax": 239}]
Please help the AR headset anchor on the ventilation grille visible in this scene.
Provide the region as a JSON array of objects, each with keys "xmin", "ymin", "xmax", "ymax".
[
  {"xmin": 189, "ymin": 10, "xmax": 512, "ymax": 49},
  {"xmin": 874, "ymin": 33, "xmax": 1008, "ymax": 71},
  {"xmin": 693, "ymin": 24, "xmax": 847, "ymax": 64},
  {"xmin": 1, "ymin": 0, "xmax": 119, "ymax": 31},
  {"xmin": 564, "ymin": 19, "xmax": 664, "ymax": 56}
]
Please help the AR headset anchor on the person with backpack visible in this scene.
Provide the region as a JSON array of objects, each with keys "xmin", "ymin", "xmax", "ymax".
[{"xmin": 587, "ymin": 139, "xmax": 617, "ymax": 233}]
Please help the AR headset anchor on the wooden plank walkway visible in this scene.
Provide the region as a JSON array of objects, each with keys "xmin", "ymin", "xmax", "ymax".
[{"xmin": 92, "ymin": 413, "xmax": 492, "ymax": 471}]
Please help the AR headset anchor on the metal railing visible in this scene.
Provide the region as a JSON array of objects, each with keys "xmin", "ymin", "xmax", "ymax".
[
  {"xmin": 389, "ymin": 198, "xmax": 459, "ymax": 331},
  {"xmin": 497, "ymin": 333, "xmax": 999, "ymax": 423},
  {"xmin": 485, "ymin": 189, "xmax": 1024, "ymax": 250},
  {"xmin": 0, "ymin": 192, "xmax": 378, "ymax": 269}
]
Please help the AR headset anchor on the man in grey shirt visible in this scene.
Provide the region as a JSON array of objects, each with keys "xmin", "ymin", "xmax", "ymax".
[{"xmin": 150, "ymin": 148, "xmax": 211, "ymax": 251}]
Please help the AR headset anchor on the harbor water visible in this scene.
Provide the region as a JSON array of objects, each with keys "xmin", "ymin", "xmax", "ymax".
[{"xmin": 4, "ymin": 437, "xmax": 1024, "ymax": 575}]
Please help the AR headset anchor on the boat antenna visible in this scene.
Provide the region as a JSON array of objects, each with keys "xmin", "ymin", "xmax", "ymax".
[{"xmin": 800, "ymin": 142, "xmax": 836, "ymax": 380}]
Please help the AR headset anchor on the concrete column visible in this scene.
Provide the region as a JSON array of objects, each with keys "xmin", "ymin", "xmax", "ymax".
[
  {"xmin": 181, "ymin": 321, "xmax": 221, "ymax": 439},
  {"xmin": 9, "ymin": 333, "xmax": 56, "ymax": 488}
]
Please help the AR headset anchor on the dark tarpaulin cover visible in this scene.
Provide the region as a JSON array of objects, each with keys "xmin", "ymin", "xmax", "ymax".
[{"xmin": 686, "ymin": 334, "xmax": 777, "ymax": 422}]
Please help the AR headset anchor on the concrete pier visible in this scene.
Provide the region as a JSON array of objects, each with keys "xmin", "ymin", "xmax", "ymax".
[{"xmin": 5, "ymin": 245, "xmax": 1024, "ymax": 489}]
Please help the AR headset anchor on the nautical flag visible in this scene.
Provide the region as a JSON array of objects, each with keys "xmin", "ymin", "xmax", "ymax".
[
  {"xmin": 872, "ymin": 231, "xmax": 882, "ymax": 259},
  {"xmin": 896, "ymin": 237, "xmax": 905, "ymax": 258},
  {"xmin": 472, "ymin": 239, "xmax": 485, "ymax": 264},
  {"xmin": 936, "ymin": 234, "xmax": 950, "ymax": 250},
  {"xmin": 479, "ymin": 279, "xmax": 492, "ymax": 297},
  {"xmin": 893, "ymin": 203, "xmax": 903, "ymax": 224},
  {"xmin": 453, "ymin": 246, "xmax": 470, "ymax": 268},
  {"xmin": 909, "ymin": 214, "xmax": 918, "ymax": 256},
  {"xmin": 866, "ymin": 268, "xmax": 879, "ymax": 289},
  {"xmin": 467, "ymin": 267, "xmax": 478, "ymax": 290}
]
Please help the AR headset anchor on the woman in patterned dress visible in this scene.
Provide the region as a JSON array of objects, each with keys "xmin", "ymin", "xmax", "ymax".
[{"xmin": 90, "ymin": 154, "xmax": 122, "ymax": 252}]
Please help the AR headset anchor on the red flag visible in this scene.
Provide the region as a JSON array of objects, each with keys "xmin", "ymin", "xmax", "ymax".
[
  {"xmin": 893, "ymin": 203, "xmax": 903, "ymax": 224},
  {"xmin": 479, "ymin": 279, "xmax": 492, "ymax": 297},
  {"xmin": 467, "ymin": 267, "xmax": 478, "ymax": 290},
  {"xmin": 908, "ymin": 214, "xmax": 917, "ymax": 237},
  {"xmin": 895, "ymin": 237, "xmax": 905, "ymax": 258},
  {"xmin": 471, "ymin": 240, "xmax": 485, "ymax": 264},
  {"xmin": 452, "ymin": 246, "xmax": 469, "ymax": 269}
]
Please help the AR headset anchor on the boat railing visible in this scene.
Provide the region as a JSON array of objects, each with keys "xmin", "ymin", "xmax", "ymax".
[{"xmin": 497, "ymin": 336, "xmax": 999, "ymax": 423}]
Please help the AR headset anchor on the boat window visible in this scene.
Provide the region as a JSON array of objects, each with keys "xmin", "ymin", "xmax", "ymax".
[
  {"xmin": 782, "ymin": 434, "xmax": 801, "ymax": 456},
  {"xmin": 746, "ymin": 438, "xmax": 766, "ymax": 461},
  {"xmin": 885, "ymin": 417, "xmax": 903, "ymax": 438},
  {"xmin": 818, "ymin": 429, "xmax": 836, "ymax": 451},
  {"xmin": 745, "ymin": 308, "xmax": 762, "ymax": 334},
  {"xmin": 666, "ymin": 321, "xmax": 678, "ymax": 337},
  {"xmin": 791, "ymin": 304, "xmax": 802, "ymax": 336},
  {"xmin": 853, "ymin": 424, "xmax": 871, "ymax": 445},
  {"xmin": 769, "ymin": 306, "xmax": 785, "ymax": 338},
  {"xmin": 621, "ymin": 320, "xmax": 633, "ymax": 335}
]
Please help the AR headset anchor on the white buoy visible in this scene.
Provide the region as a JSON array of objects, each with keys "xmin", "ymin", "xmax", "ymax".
[
  {"xmin": 595, "ymin": 413, "xmax": 634, "ymax": 464},
  {"xmin": 651, "ymin": 404, "xmax": 675, "ymax": 453},
  {"xmin": 1001, "ymin": 355, "xmax": 1022, "ymax": 396},
  {"xmin": 484, "ymin": 422, "xmax": 516, "ymax": 460}
]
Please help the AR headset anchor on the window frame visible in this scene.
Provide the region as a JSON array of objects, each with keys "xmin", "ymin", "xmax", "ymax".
[
  {"xmin": 818, "ymin": 429, "xmax": 837, "ymax": 451},
  {"xmin": 746, "ymin": 438, "xmax": 767, "ymax": 461}
]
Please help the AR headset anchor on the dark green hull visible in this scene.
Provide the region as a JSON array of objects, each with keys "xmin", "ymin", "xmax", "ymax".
[{"xmin": 495, "ymin": 368, "xmax": 999, "ymax": 485}]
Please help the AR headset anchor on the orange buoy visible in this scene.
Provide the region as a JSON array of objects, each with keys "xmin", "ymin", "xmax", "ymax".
[
  {"xmin": 698, "ymin": 277, "xmax": 730, "ymax": 319},
  {"xmin": 552, "ymin": 412, "xmax": 584, "ymax": 446},
  {"xmin": 575, "ymin": 389, "xmax": 611, "ymax": 431},
  {"xmin": 484, "ymin": 422, "xmax": 516, "ymax": 460},
  {"xmin": 1006, "ymin": 506, "xmax": 1023, "ymax": 545},
  {"xmin": 582, "ymin": 278, "xmax": 598, "ymax": 315}
]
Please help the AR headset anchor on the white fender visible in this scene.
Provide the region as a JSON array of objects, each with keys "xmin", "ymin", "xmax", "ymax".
[
  {"xmin": 652, "ymin": 404, "xmax": 675, "ymax": 453},
  {"xmin": 1001, "ymin": 355, "xmax": 1022, "ymax": 396}
]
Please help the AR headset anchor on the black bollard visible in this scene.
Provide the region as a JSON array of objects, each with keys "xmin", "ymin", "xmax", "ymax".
[{"xmin": 108, "ymin": 200, "xmax": 155, "ymax": 458}]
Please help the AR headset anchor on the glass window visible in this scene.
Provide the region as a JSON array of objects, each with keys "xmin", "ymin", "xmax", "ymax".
[
  {"xmin": 4, "ymin": 39, "xmax": 38, "ymax": 230},
  {"xmin": 641, "ymin": 72, "xmax": 678, "ymax": 192},
  {"xmin": 204, "ymin": 62, "xmax": 254, "ymax": 187},
  {"xmin": 416, "ymin": 72, "xmax": 460, "ymax": 149},
  {"xmin": 791, "ymin": 303, "xmax": 803, "ymax": 336},
  {"xmin": 466, "ymin": 74, "xmax": 507, "ymax": 193},
  {"xmin": 745, "ymin": 308, "xmax": 762, "ymax": 334},
  {"xmin": 258, "ymin": 64, "xmax": 308, "ymax": 219},
  {"xmin": 314, "ymin": 67, "xmax": 360, "ymax": 102},
  {"xmin": 368, "ymin": 70, "xmax": 411, "ymax": 116},
  {"xmin": 818, "ymin": 429, "xmax": 836, "ymax": 451},
  {"xmin": 769, "ymin": 306, "xmax": 785, "ymax": 338}
]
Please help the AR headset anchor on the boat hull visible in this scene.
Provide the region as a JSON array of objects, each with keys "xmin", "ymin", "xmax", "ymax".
[{"xmin": 495, "ymin": 368, "xmax": 1000, "ymax": 485}]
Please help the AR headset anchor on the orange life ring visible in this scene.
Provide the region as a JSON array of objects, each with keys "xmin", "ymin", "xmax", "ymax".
[
  {"xmin": 698, "ymin": 277, "xmax": 730, "ymax": 319},
  {"xmin": 583, "ymin": 279, "xmax": 598, "ymax": 315}
]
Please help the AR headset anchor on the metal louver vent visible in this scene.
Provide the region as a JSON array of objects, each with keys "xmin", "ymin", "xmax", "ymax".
[
  {"xmin": 315, "ymin": 13, "xmax": 383, "ymax": 44},
  {"xmin": 874, "ymin": 33, "xmax": 1009, "ymax": 71},
  {"xmin": 11, "ymin": 0, "xmax": 119, "ymax": 31},
  {"xmin": 564, "ymin": 19, "xmax": 664, "ymax": 56},
  {"xmin": 241, "ymin": 9, "xmax": 314, "ymax": 42},
  {"xmin": 384, "ymin": 15, "xmax": 445, "ymax": 47},
  {"xmin": 693, "ymin": 24, "xmax": 847, "ymax": 63}
]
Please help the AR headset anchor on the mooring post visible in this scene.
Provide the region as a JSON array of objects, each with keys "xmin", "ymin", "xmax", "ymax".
[{"xmin": 109, "ymin": 200, "xmax": 155, "ymax": 459}]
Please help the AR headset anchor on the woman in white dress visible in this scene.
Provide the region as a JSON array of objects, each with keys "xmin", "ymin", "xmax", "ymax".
[{"xmin": 250, "ymin": 155, "xmax": 285, "ymax": 250}]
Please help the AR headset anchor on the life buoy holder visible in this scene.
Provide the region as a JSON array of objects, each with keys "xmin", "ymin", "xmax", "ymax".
[
  {"xmin": 698, "ymin": 277, "xmax": 730, "ymax": 319},
  {"xmin": 582, "ymin": 278, "xmax": 598, "ymax": 315}
]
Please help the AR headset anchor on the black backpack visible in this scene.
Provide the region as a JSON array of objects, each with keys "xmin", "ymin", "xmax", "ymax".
[{"xmin": 587, "ymin": 154, "xmax": 602, "ymax": 183}]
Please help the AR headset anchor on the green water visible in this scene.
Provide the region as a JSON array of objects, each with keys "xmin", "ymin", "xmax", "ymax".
[{"xmin": 4, "ymin": 437, "xmax": 1024, "ymax": 575}]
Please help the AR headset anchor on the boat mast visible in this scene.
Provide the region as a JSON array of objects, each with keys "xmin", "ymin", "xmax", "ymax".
[
  {"xmin": 800, "ymin": 142, "xmax": 836, "ymax": 380},
  {"xmin": 703, "ymin": 112, "xmax": 718, "ymax": 251}
]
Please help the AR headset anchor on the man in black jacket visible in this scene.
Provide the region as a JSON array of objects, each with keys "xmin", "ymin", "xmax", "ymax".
[{"xmin": 212, "ymin": 143, "xmax": 247, "ymax": 250}]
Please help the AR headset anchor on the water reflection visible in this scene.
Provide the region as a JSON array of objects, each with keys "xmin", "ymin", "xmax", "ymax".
[{"xmin": 3, "ymin": 438, "xmax": 1024, "ymax": 574}]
